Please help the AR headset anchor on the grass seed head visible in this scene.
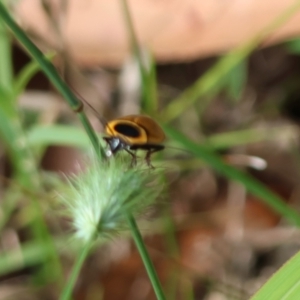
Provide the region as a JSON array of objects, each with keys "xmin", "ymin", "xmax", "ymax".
[{"xmin": 62, "ymin": 157, "xmax": 163, "ymax": 242}]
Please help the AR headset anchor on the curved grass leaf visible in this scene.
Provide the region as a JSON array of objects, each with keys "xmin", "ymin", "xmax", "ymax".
[
  {"xmin": 251, "ymin": 251, "xmax": 300, "ymax": 300},
  {"xmin": 160, "ymin": 1, "xmax": 300, "ymax": 123}
]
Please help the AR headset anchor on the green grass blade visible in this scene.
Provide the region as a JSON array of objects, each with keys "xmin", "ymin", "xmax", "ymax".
[
  {"xmin": 160, "ymin": 1, "xmax": 300, "ymax": 122},
  {"xmin": 0, "ymin": 4, "xmax": 79, "ymax": 110},
  {"xmin": 0, "ymin": 16, "xmax": 13, "ymax": 93},
  {"xmin": 203, "ymin": 126, "xmax": 295, "ymax": 150},
  {"xmin": 0, "ymin": 3, "xmax": 104, "ymax": 158},
  {"xmin": 126, "ymin": 213, "xmax": 166, "ymax": 300},
  {"xmin": 27, "ymin": 124, "xmax": 92, "ymax": 148},
  {"xmin": 142, "ymin": 53, "xmax": 158, "ymax": 113},
  {"xmin": 120, "ymin": 0, "xmax": 158, "ymax": 113},
  {"xmin": 251, "ymin": 251, "xmax": 300, "ymax": 300},
  {"xmin": 59, "ymin": 241, "xmax": 93, "ymax": 300},
  {"xmin": 164, "ymin": 125, "xmax": 300, "ymax": 226},
  {"xmin": 224, "ymin": 60, "xmax": 247, "ymax": 101},
  {"xmin": 13, "ymin": 52, "xmax": 56, "ymax": 97},
  {"xmin": 168, "ymin": 126, "xmax": 293, "ymax": 152},
  {"xmin": 286, "ymin": 38, "xmax": 300, "ymax": 54}
]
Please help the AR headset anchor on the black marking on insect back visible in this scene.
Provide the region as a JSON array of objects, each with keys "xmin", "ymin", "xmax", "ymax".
[{"xmin": 114, "ymin": 123, "xmax": 140, "ymax": 138}]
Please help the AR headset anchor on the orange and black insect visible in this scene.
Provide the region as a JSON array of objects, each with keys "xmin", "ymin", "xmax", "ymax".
[
  {"xmin": 103, "ymin": 114, "xmax": 165, "ymax": 167},
  {"xmin": 70, "ymin": 88, "xmax": 165, "ymax": 166}
]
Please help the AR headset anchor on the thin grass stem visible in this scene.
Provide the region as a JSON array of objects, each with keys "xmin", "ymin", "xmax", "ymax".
[
  {"xmin": 126, "ymin": 213, "xmax": 166, "ymax": 300},
  {"xmin": 59, "ymin": 241, "xmax": 93, "ymax": 300}
]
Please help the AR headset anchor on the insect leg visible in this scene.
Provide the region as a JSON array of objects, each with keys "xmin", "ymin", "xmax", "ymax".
[
  {"xmin": 145, "ymin": 145, "xmax": 164, "ymax": 168},
  {"xmin": 124, "ymin": 148, "xmax": 137, "ymax": 167}
]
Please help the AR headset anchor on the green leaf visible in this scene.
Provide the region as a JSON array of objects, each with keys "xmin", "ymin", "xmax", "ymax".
[
  {"xmin": 160, "ymin": 1, "xmax": 300, "ymax": 123},
  {"xmin": 141, "ymin": 52, "xmax": 158, "ymax": 114},
  {"xmin": 14, "ymin": 52, "xmax": 56, "ymax": 97},
  {"xmin": 0, "ymin": 17, "xmax": 13, "ymax": 93},
  {"xmin": 27, "ymin": 124, "xmax": 93, "ymax": 148},
  {"xmin": 204, "ymin": 126, "xmax": 293, "ymax": 150},
  {"xmin": 251, "ymin": 251, "xmax": 300, "ymax": 300},
  {"xmin": 224, "ymin": 60, "xmax": 247, "ymax": 101},
  {"xmin": 0, "ymin": 3, "xmax": 105, "ymax": 158},
  {"xmin": 286, "ymin": 38, "xmax": 300, "ymax": 55}
]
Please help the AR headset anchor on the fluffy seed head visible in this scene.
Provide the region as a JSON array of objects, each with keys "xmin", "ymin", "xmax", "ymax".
[{"xmin": 62, "ymin": 157, "xmax": 162, "ymax": 242}]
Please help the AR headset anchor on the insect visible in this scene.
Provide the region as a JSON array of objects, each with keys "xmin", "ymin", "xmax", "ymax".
[
  {"xmin": 103, "ymin": 114, "xmax": 166, "ymax": 167},
  {"xmin": 70, "ymin": 88, "xmax": 165, "ymax": 167}
]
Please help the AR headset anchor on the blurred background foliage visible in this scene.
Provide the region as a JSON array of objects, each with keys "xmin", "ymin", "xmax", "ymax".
[{"xmin": 1, "ymin": 0, "xmax": 300, "ymax": 299}]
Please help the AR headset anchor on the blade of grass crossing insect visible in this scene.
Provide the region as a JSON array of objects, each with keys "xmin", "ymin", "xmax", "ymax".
[{"xmin": 164, "ymin": 125, "xmax": 300, "ymax": 226}]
